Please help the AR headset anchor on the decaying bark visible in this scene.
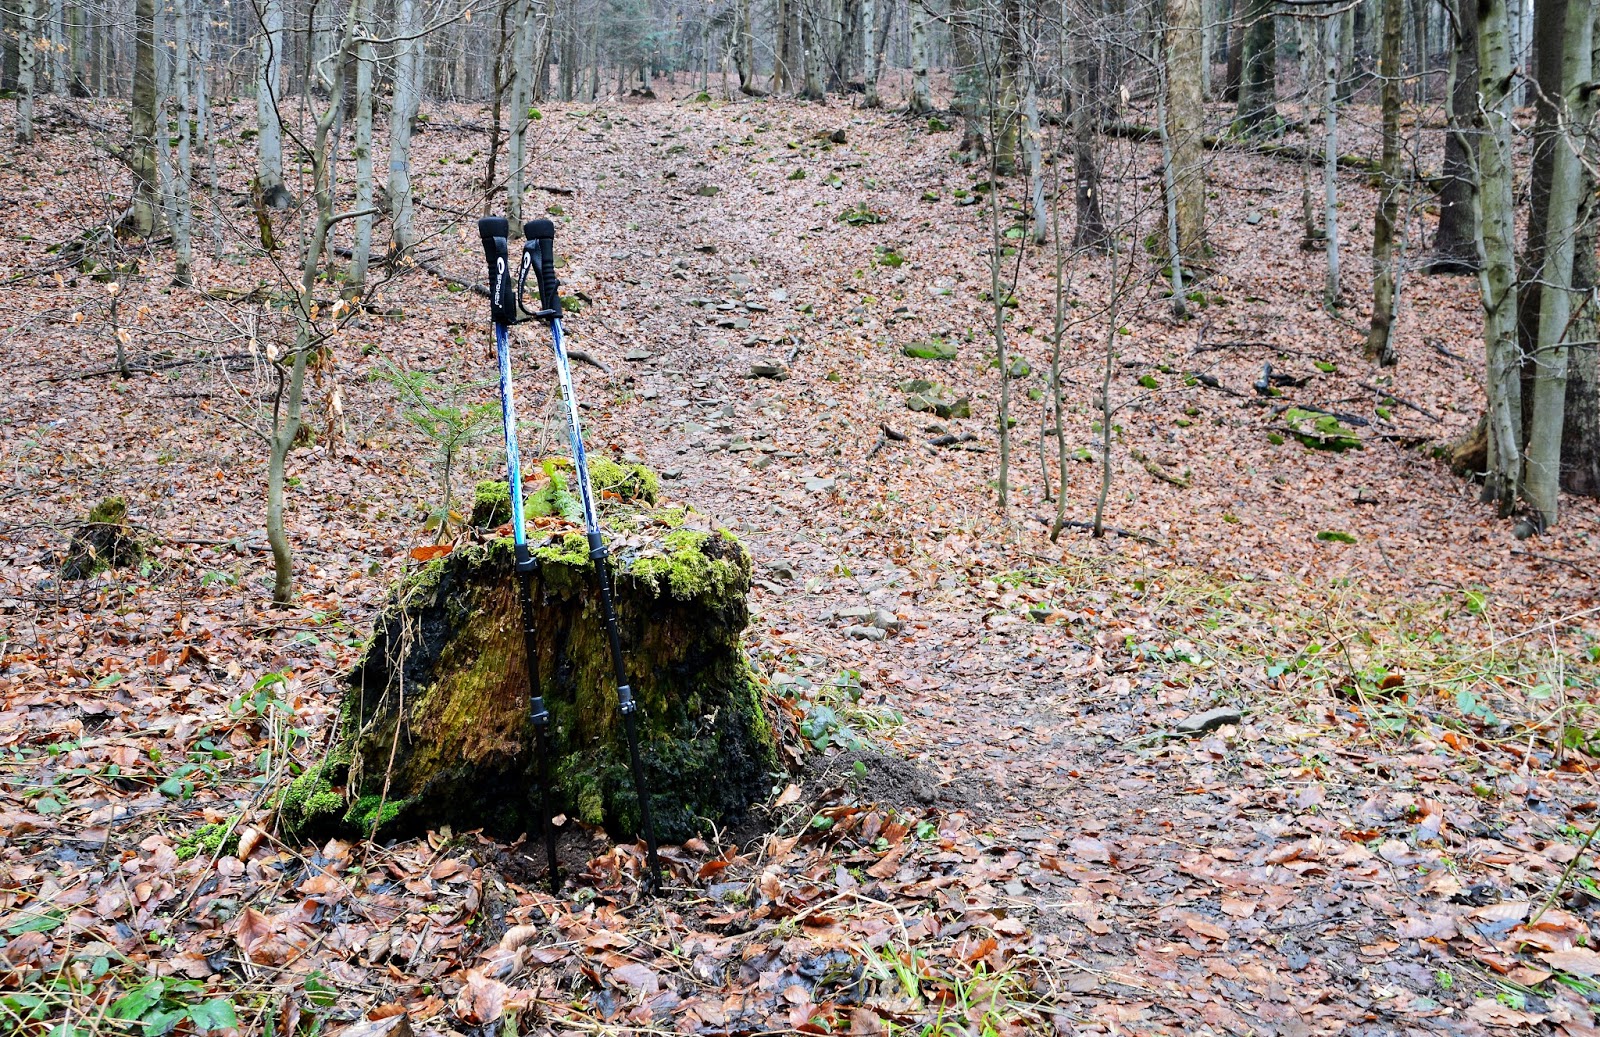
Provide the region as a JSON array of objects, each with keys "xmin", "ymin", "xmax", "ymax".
[{"xmin": 279, "ymin": 479, "xmax": 781, "ymax": 846}]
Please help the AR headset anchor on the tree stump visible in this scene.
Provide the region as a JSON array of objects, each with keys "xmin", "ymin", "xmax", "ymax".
[
  {"xmin": 279, "ymin": 474, "xmax": 781, "ymax": 847},
  {"xmin": 61, "ymin": 497, "xmax": 144, "ymax": 580}
]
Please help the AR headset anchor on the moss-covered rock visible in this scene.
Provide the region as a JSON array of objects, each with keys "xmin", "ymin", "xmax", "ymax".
[{"xmin": 281, "ymin": 484, "xmax": 780, "ymax": 847}]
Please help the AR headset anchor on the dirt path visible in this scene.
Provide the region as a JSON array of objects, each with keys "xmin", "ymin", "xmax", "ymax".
[{"xmin": 523, "ymin": 99, "xmax": 1597, "ymax": 1033}]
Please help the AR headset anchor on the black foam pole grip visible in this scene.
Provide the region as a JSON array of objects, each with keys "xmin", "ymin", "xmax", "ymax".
[
  {"xmin": 523, "ymin": 219, "xmax": 562, "ymax": 317},
  {"xmin": 478, "ymin": 217, "xmax": 516, "ymax": 326}
]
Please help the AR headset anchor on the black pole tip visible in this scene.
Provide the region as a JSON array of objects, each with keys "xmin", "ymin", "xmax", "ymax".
[{"xmin": 525, "ymin": 218, "xmax": 557, "ymax": 240}]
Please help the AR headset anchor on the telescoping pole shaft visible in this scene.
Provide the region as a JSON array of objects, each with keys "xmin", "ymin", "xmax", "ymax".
[
  {"xmin": 479, "ymin": 218, "xmax": 560, "ymax": 894},
  {"xmin": 549, "ymin": 316, "xmax": 664, "ymax": 890}
]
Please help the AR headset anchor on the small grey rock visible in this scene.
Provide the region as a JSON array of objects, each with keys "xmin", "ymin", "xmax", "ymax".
[
  {"xmin": 870, "ymin": 608, "xmax": 901, "ymax": 633},
  {"xmin": 805, "ymin": 476, "xmax": 837, "ymax": 493},
  {"xmin": 845, "ymin": 625, "xmax": 887, "ymax": 641},
  {"xmin": 767, "ymin": 560, "xmax": 797, "ymax": 582},
  {"xmin": 748, "ymin": 359, "xmax": 790, "ymax": 379},
  {"xmin": 661, "ymin": 468, "xmax": 683, "ymax": 480},
  {"xmin": 1245, "ymin": 211, "xmax": 1262, "ymax": 226},
  {"xmin": 624, "ymin": 347, "xmax": 651, "ymax": 362},
  {"xmin": 1174, "ymin": 707, "xmax": 1243, "ymax": 736},
  {"xmin": 836, "ymin": 605, "xmax": 874, "ymax": 620}
]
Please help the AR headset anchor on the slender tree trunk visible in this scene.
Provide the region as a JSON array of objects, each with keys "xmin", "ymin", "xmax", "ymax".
[
  {"xmin": 909, "ymin": 0, "xmax": 931, "ymax": 112},
  {"xmin": 483, "ymin": 0, "xmax": 514, "ymax": 208},
  {"xmin": 862, "ymin": 0, "xmax": 880, "ymax": 105},
  {"xmin": 505, "ymin": 0, "xmax": 536, "ymax": 223},
  {"xmin": 737, "ymin": 0, "xmax": 756, "ymax": 92},
  {"xmin": 994, "ymin": 0, "xmax": 1022, "ymax": 176},
  {"xmin": 1366, "ymin": 0, "xmax": 1402, "ymax": 364},
  {"xmin": 1427, "ymin": 0, "xmax": 1479, "ymax": 273},
  {"xmin": 387, "ymin": 0, "xmax": 422, "ymax": 254},
  {"xmin": 1522, "ymin": 0, "xmax": 1593, "ymax": 527},
  {"xmin": 17, "ymin": 0, "xmax": 35, "ymax": 144},
  {"xmin": 1232, "ymin": 0, "xmax": 1279, "ymax": 134},
  {"xmin": 1562, "ymin": 145, "xmax": 1600, "ymax": 496},
  {"xmin": 255, "ymin": 0, "xmax": 290, "ymax": 208},
  {"xmin": 1474, "ymin": 0, "xmax": 1523, "ymax": 511},
  {"xmin": 951, "ymin": 0, "xmax": 983, "ymax": 156},
  {"xmin": 1157, "ymin": 51, "xmax": 1187, "ymax": 317},
  {"xmin": 349, "ymin": 0, "xmax": 375, "ymax": 287},
  {"xmin": 128, "ymin": 0, "xmax": 161, "ymax": 236},
  {"xmin": 1323, "ymin": 10, "xmax": 1342, "ymax": 308},
  {"xmin": 1166, "ymin": 0, "xmax": 1207, "ymax": 260},
  {"xmin": 49, "ymin": 0, "xmax": 65, "ymax": 95},
  {"xmin": 270, "ymin": 0, "xmax": 357, "ymax": 608},
  {"xmin": 801, "ymin": 0, "xmax": 825, "ymax": 99},
  {"xmin": 1023, "ymin": 66, "xmax": 1047, "ymax": 245},
  {"xmin": 1516, "ymin": 0, "xmax": 1566, "ymax": 362},
  {"xmin": 173, "ymin": 0, "xmax": 195, "ymax": 286},
  {"xmin": 1069, "ymin": 27, "xmax": 1108, "ymax": 250}
]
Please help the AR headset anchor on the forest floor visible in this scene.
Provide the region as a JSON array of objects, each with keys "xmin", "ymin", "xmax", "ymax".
[{"xmin": 3, "ymin": 87, "xmax": 1600, "ymax": 1037}]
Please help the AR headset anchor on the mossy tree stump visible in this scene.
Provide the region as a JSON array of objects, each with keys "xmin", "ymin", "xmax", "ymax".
[{"xmin": 280, "ymin": 467, "xmax": 781, "ymax": 846}]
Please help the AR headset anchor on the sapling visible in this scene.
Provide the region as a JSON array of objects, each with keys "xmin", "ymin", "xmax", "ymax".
[{"xmin": 376, "ymin": 362, "xmax": 499, "ymax": 542}]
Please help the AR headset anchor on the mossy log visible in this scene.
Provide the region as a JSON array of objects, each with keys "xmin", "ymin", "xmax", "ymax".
[{"xmin": 280, "ymin": 489, "xmax": 781, "ymax": 847}]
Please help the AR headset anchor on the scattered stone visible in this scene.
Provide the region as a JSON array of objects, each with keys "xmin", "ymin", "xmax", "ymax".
[
  {"xmin": 748, "ymin": 359, "xmax": 790, "ymax": 380},
  {"xmin": 1174, "ymin": 707, "xmax": 1243, "ymax": 736},
  {"xmin": 719, "ymin": 317, "xmax": 752, "ymax": 330},
  {"xmin": 682, "ymin": 421, "xmax": 707, "ymax": 436},
  {"xmin": 640, "ymin": 387, "xmax": 659, "ymax": 399},
  {"xmin": 624, "ymin": 347, "xmax": 651, "ymax": 362},
  {"xmin": 661, "ymin": 468, "xmax": 683, "ymax": 480},
  {"xmin": 805, "ymin": 476, "xmax": 837, "ymax": 493},
  {"xmin": 836, "ymin": 605, "xmax": 874, "ymax": 621},
  {"xmin": 898, "ymin": 378, "xmax": 937, "ymax": 394},
  {"xmin": 845, "ymin": 625, "xmax": 887, "ymax": 642},
  {"xmin": 870, "ymin": 608, "xmax": 901, "ymax": 634},
  {"xmin": 902, "ymin": 339, "xmax": 958, "ymax": 361},
  {"xmin": 767, "ymin": 560, "xmax": 797, "ymax": 582},
  {"xmin": 695, "ymin": 184, "xmax": 721, "ymax": 197},
  {"xmin": 1245, "ymin": 211, "xmax": 1262, "ymax": 225},
  {"xmin": 829, "ymin": 128, "xmax": 848, "ymax": 144}
]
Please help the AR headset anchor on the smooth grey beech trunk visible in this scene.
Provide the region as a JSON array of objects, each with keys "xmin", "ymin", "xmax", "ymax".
[
  {"xmin": 1523, "ymin": 0, "xmax": 1594, "ymax": 527},
  {"xmin": 350, "ymin": 0, "xmax": 375, "ymax": 287},
  {"xmin": 386, "ymin": 0, "xmax": 423, "ymax": 255},
  {"xmin": 255, "ymin": 0, "xmax": 290, "ymax": 208},
  {"xmin": 1474, "ymin": 0, "xmax": 1524, "ymax": 511}
]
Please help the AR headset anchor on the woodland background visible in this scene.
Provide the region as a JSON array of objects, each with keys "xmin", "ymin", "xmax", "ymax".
[{"xmin": 2, "ymin": 0, "xmax": 1600, "ymax": 1031}]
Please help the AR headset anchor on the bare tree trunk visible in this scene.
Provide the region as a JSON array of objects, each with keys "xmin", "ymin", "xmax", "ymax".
[
  {"xmin": 1023, "ymin": 65, "xmax": 1047, "ymax": 244},
  {"xmin": 738, "ymin": 0, "xmax": 756, "ymax": 92},
  {"xmin": 1323, "ymin": 10, "xmax": 1342, "ymax": 308},
  {"xmin": 49, "ymin": 0, "xmax": 65, "ymax": 95},
  {"xmin": 862, "ymin": 0, "xmax": 880, "ymax": 105},
  {"xmin": 1166, "ymin": 0, "xmax": 1206, "ymax": 259},
  {"xmin": 1427, "ymin": 0, "xmax": 1479, "ymax": 273},
  {"xmin": 349, "ymin": 0, "xmax": 375, "ymax": 287},
  {"xmin": 505, "ymin": 0, "xmax": 537, "ymax": 222},
  {"xmin": 801, "ymin": 0, "xmax": 826, "ymax": 98},
  {"xmin": 1366, "ymin": 0, "xmax": 1401, "ymax": 365},
  {"xmin": 173, "ymin": 0, "xmax": 195, "ymax": 286},
  {"xmin": 16, "ymin": 0, "xmax": 35, "ymax": 144},
  {"xmin": 387, "ymin": 0, "xmax": 422, "ymax": 254},
  {"xmin": 255, "ymin": 0, "xmax": 290, "ymax": 208},
  {"xmin": 128, "ymin": 0, "xmax": 161, "ymax": 236},
  {"xmin": 270, "ymin": 0, "xmax": 359, "ymax": 607},
  {"xmin": 1474, "ymin": 0, "xmax": 1524, "ymax": 511},
  {"xmin": 1522, "ymin": 0, "xmax": 1593, "ymax": 527},
  {"xmin": 1232, "ymin": 0, "xmax": 1279, "ymax": 134},
  {"xmin": 1069, "ymin": 27, "xmax": 1108, "ymax": 250},
  {"xmin": 909, "ymin": 0, "xmax": 932, "ymax": 112}
]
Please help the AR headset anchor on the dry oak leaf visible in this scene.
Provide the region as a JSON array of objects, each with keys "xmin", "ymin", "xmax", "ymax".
[
  {"xmin": 453, "ymin": 969, "xmax": 510, "ymax": 1025},
  {"xmin": 610, "ymin": 962, "xmax": 661, "ymax": 994},
  {"xmin": 1542, "ymin": 947, "xmax": 1600, "ymax": 978},
  {"xmin": 1466, "ymin": 999, "xmax": 1546, "ymax": 1028},
  {"xmin": 233, "ymin": 907, "xmax": 299, "ymax": 966},
  {"xmin": 333, "ymin": 1013, "xmax": 411, "ymax": 1037}
]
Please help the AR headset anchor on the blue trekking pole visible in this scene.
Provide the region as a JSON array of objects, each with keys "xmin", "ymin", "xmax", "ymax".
[
  {"xmin": 478, "ymin": 217, "xmax": 560, "ymax": 894},
  {"xmin": 518, "ymin": 218, "xmax": 664, "ymax": 892}
]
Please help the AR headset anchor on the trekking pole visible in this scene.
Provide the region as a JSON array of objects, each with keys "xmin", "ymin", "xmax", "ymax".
[
  {"xmin": 477, "ymin": 217, "xmax": 560, "ymax": 895},
  {"xmin": 518, "ymin": 217, "xmax": 665, "ymax": 892}
]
